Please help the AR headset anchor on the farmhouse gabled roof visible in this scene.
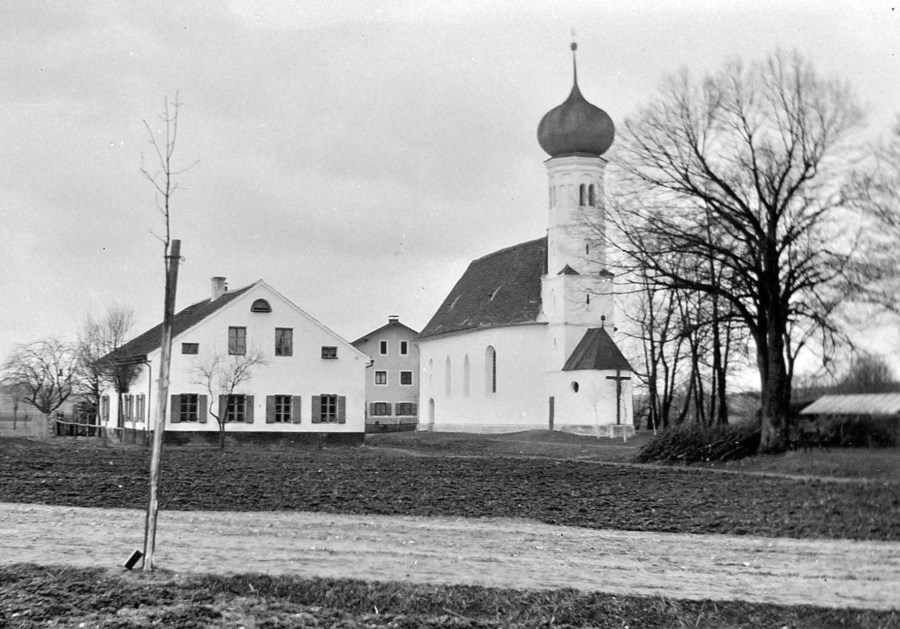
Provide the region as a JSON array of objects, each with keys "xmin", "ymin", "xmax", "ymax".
[
  {"xmin": 109, "ymin": 282, "xmax": 257, "ymax": 361},
  {"xmin": 418, "ymin": 237, "xmax": 547, "ymax": 339},
  {"xmin": 563, "ymin": 327, "xmax": 633, "ymax": 372},
  {"xmin": 799, "ymin": 393, "xmax": 900, "ymax": 416}
]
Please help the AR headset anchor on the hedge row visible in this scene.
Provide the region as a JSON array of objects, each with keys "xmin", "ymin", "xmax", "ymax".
[{"xmin": 636, "ymin": 423, "xmax": 761, "ymax": 464}]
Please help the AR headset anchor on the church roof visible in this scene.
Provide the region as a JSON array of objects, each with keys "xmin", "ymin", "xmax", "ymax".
[
  {"xmin": 108, "ymin": 282, "xmax": 257, "ymax": 362},
  {"xmin": 563, "ymin": 327, "xmax": 633, "ymax": 372},
  {"xmin": 418, "ymin": 237, "xmax": 547, "ymax": 339}
]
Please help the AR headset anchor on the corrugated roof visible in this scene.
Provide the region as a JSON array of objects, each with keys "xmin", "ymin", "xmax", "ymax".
[
  {"xmin": 799, "ymin": 393, "xmax": 900, "ymax": 416},
  {"xmin": 419, "ymin": 237, "xmax": 547, "ymax": 339},
  {"xmin": 109, "ymin": 282, "xmax": 257, "ymax": 361},
  {"xmin": 562, "ymin": 327, "xmax": 633, "ymax": 372}
]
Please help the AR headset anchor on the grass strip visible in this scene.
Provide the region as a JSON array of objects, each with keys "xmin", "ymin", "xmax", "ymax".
[{"xmin": 1, "ymin": 564, "xmax": 897, "ymax": 629}]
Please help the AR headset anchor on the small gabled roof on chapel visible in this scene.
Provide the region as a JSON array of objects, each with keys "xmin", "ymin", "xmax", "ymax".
[
  {"xmin": 419, "ymin": 237, "xmax": 547, "ymax": 339},
  {"xmin": 563, "ymin": 327, "xmax": 633, "ymax": 372}
]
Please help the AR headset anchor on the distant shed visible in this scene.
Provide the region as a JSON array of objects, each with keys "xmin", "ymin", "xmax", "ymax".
[{"xmin": 799, "ymin": 394, "xmax": 900, "ymax": 417}]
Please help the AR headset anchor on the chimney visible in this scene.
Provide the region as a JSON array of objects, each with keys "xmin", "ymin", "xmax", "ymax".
[
  {"xmin": 211, "ymin": 276, "xmax": 227, "ymax": 301},
  {"xmin": 388, "ymin": 315, "xmax": 399, "ymax": 324}
]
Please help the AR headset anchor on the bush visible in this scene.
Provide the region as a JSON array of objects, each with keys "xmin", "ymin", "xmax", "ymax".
[
  {"xmin": 637, "ymin": 423, "xmax": 761, "ymax": 464},
  {"xmin": 818, "ymin": 415, "xmax": 898, "ymax": 448}
]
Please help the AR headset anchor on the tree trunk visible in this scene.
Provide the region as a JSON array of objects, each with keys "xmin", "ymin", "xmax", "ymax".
[
  {"xmin": 39, "ymin": 412, "xmax": 52, "ymax": 439},
  {"xmin": 756, "ymin": 320, "xmax": 790, "ymax": 453}
]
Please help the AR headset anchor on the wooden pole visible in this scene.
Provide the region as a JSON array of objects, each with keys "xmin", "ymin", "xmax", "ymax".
[{"xmin": 143, "ymin": 239, "xmax": 181, "ymax": 571}]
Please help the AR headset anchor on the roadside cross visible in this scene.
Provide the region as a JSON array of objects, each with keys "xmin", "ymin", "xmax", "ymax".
[{"xmin": 605, "ymin": 369, "xmax": 631, "ymax": 426}]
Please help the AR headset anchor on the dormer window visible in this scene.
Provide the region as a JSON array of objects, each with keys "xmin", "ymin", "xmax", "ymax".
[{"xmin": 251, "ymin": 299, "xmax": 272, "ymax": 313}]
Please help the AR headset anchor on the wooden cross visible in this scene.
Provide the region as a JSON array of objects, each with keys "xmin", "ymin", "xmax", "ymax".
[{"xmin": 605, "ymin": 369, "xmax": 631, "ymax": 425}]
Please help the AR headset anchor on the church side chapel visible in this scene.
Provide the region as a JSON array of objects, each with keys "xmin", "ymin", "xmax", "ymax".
[{"xmin": 417, "ymin": 44, "xmax": 634, "ymax": 435}]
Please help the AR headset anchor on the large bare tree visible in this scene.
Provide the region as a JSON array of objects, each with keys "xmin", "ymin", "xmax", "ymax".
[
  {"xmin": 2, "ymin": 338, "xmax": 78, "ymax": 438},
  {"xmin": 607, "ymin": 50, "xmax": 870, "ymax": 451}
]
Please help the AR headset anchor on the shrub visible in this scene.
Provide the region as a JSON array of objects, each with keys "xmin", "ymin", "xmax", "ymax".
[
  {"xmin": 637, "ymin": 422, "xmax": 761, "ymax": 464},
  {"xmin": 818, "ymin": 414, "xmax": 898, "ymax": 448}
]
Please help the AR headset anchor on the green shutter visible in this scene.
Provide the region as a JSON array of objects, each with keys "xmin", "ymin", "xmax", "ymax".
[
  {"xmin": 266, "ymin": 396, "xmax": 275, "ymax": 424},
  {"xmin": 245, "ymin": 396, "xmax": 254, "ymax": 424},
  {"xmin": 291, "ymin": 396, "xmax": 302, "ymax": 424},
  {"xmin": 218, "ymin": 395, "xmax": 227, "ymax": 423},
  {"xmin": 199, "ymin": 395, "xmax": 208, "ymax": 423},
  {"xmin": 338, "ymin": 396, "xmax": 346, "ymax": 424},
  {"xmin": 311, "ymin": 395, "xmax": 322, "ymax": 424},
  {"xmin": 170, "ymin": 395, "xmax": 180, "ymax": 423}
]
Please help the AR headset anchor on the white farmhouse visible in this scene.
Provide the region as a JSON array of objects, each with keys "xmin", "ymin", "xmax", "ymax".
[
  {"xmin": 417, "ymin": 45, "xmax": 634, "ymax": 435},
  {"xmin": 101, "ymin": 277, "xmax": 369, "ymax": 445}
]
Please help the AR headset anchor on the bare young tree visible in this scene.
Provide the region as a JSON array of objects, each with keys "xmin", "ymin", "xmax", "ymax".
[
  {"xmin": 2, "ymin": 338, "xmax": 78, "ymax": 438},
  {"xmin": 76, "ymin": 304, "xmax": 138, "ymax": 432},
  {"xmin": 607, "ymin": 50, "xmax": 870, "ymax": 452},
  {"xmin": 190, "ymin": 349, "xmax": 267, "ymax": 450}
]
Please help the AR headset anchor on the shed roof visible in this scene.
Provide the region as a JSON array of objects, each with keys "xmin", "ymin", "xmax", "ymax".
[
  {"xmin": 799, "ymin": 393, "xmax": 900, "ymax": 416},
  {"xmin": 419, "ymin": 237, "xmax": 547, "ymax": 339},
  {"xmin": 562, "ymin": 327, "xmax": 633, "ymax": 372}
]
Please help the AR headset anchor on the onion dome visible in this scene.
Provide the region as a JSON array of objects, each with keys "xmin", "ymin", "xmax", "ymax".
[{"xmin": 537, "ymin": 43, "xmax": 615, "ymax": 158}]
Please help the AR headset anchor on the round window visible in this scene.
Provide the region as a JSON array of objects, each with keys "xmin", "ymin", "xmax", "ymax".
[{"xmin": 571, "ymin": 381, "xmax": 579, "ymax": 393}]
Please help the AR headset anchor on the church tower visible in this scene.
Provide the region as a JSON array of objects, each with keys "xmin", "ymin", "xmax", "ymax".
[{"xmin": 538, "ymin": 43, "xmax": 616, "ymax": 369}]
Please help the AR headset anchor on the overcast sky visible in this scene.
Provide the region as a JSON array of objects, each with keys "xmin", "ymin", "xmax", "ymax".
[{"xmin": 1, "ymin": 1, "xmax": 897, "ymax": 369}]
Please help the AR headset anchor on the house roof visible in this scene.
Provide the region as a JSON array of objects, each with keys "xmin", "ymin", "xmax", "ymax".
[
  {"xmin": 562, "ymin": 327, "xmax": 633, "ymax": 372},
  {"xmin": 799, "ymin": 393, "xmax": 900, "ymax": 417},
  {"xmin": 352, "ymin": 319, "xmax": 419, "ymax": 346},
  {"xmin": 418, "ymin": 237, "xmax": 547, "ymax": 339},
  {"xmin": 109, "ymin": 282, "xmax": 257, "ymax": 361}
]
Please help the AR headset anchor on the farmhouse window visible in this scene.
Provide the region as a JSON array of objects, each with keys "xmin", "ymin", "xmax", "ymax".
[
  {"xmin": 400, "ymin": 371, "xmax": 413, "ymax": 385},
  {"xmin": 370, "ymin": 402, "xmax": 392, "ymax": 416},
  {"xmin": 375, "ymin": 370, "xmax": 387, "ymax": 385},
  {"xmin": 135, "ymin": 394, "xmax": 145, "ymax": 422},
  {"xmin": 228, "ymin": 327, "xmax": 247, "ymax": 355},
  {"xmin": 396, "ymin": 402, "xmax": 417, "ymax": 416},
  {"xmin": 321, "ymin": 346, "xmax": 338, "ymax": 359},
  {"xmin": 181, "ymin": 342, "xmax": 199, "ymax": 355},
  {"xmin": 400, "ymin": 340, "xmax": 408, "ymax": 355},
  {"xmin": 100, "ymin": 395, "xmax": 110, "ymax": 423},
  {"xmin": 275, "ymin": 328, "xmax": 293, "ymax": 356},
  {"xmin": 311, "ymin": 394, "xmax": 346, "ymax": 424},
  {"xmin": 123, "ymin": 395, "xmax": 134, "ymax": 422},
  {"xmin": 171, "ymin": 393, "xmax": 207, "ymax": 423},
  {"xmin": 379, "ymin": 340, "xmax": 388, "ymax": 355},
  {"xmin": 251, "ymin": 299, "xmax": 272, "ymax": 313},
  {"xmin": 220, "ymin": 394, "xmax": 254, "ymax": 423}
]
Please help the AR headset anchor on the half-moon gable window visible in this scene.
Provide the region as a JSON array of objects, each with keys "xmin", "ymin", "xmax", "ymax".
[{"xmin": 251, "ymin": 299, "xmax": 272, "ymax": 313}]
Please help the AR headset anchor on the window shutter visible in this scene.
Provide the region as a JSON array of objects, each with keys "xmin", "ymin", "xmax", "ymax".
[
  {"xmin": 245, "ymin": 396, "xmax": 254, "ymax": 424},
  {"xmin": 199, "ymin": 395, "xmax": 208, "ymax": 423},
  {"xmin": 219, "ymin": 395, "xmax": 228, "ymax": 423},
  {"xmin": 291, "ymin": 396, "xmax": 302, "ymax": 424},
  {"xmin": 170, "ymin": 395, "xmax": 180, "ymax": 423},
  {"xmin": 311, "ymin": 395, "xmax": 321, "ymax": 424},
  {"xmin": 337, "ymin": 396, "xmax": 346, "ymax": 424},
  {"xmin": 266, "ymin": 396, "xmax": 275, "ymax": 423}
]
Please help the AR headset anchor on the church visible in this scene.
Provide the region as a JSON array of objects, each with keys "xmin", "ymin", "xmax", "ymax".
[{"xmin": 417, "ymin": 44, "xmax": 634, "ymax": 435}]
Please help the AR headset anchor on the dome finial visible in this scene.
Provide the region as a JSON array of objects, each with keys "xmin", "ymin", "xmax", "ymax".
[{"xmin": 570, "ymin": 30, "xmax": 578, "ymax": 86}]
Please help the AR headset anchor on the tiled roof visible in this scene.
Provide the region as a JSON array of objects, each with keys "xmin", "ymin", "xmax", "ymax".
[
  {"xmin": 352, "ymin": 319, "xmax": 419, "ymax": 346},
  {"xmin": 800, "ymin": 393, "xmax": 900, "ymax": 416},
  {"xmin": 563, "ymin": 327, "xmax": 633, "ymax": 372},
  {"xmin": 419, "ymin": 237, "xmax": 547, "ymax": 339},
  {"xmin": 109, "ymin": 283, "xmax": 257, "ymax": 361}
]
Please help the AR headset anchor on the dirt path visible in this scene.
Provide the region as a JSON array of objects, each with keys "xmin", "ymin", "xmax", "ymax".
[{"xmin": 2, "ymin": 502, "xmax": 898, "ymax": 611}]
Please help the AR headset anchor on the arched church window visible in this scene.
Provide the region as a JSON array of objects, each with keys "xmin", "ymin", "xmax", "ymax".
[
  {"xmin": 485, "ymin": 346, "xmax": 497, "ymax": 394},
  {"xmin": 579, "ymin": 184, "xmax": 586, "ymax": 206},
  {"xmin": 589, "ymin": 184, "xmax": 596, "ymax": 206},
  {"xmin": 445, "ymin": 356, "xmax": 452, "ymax": 398},
  {"xmin": 586, "ymin": 293, "xmax": 591, "ymax": 305},
  {"xmin": 463, "ymin": 354, "xmax": 470, "ymax": 398}
]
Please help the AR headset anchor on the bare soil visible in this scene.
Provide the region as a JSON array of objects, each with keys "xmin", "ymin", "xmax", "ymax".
[{"xmin": 2, "ymin": 502, "xmax": 898, "ymax": 612}]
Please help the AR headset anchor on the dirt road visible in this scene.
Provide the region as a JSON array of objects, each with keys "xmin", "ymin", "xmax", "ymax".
[{"xmin": 2, "ymin": 502, "xmax": 898, "ymax": 611}]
